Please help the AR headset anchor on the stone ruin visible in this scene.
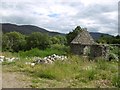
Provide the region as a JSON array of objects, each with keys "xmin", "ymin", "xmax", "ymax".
[
  {"xmin": 90, "ymin": 44, "xmax": 109, "ymax": 60},
  {"xmin": 70, "ymin": 28, "xmax": 109, "ymax": 60}
]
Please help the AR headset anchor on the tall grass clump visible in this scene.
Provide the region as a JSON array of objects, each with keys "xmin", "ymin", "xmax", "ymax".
[
  {"xmin": 35, "ymin": 68, "xmax": 57, "ymax": 80},
  {"xmin": 18, "ymin": 47, "xmax": 68, "ymax": 58},
  {"xmin": 2, "ymin": 51, "xmax": 18, "ymax": 57},
  {"xmin": 112, "ymin": 73, "xmax": 120, "ymax": 88},
  {"xmin": 75, "ymin": 67, "xmax": 97, "ymax": 83},
  {"xmin": 18, "ymin": 48, "xmax": 41, "ymax": 57},
  {"xmin": 29, "ymin": 63, "xmax": 74, "ymax": 81},
  {"xmin": 34, "ymin": 62, "xmax": 77, "ymax": 80},
  {"xmin": 96, "ymin": 59, "xmax": 109, "ymax": 70},
  {"xmin": 22, "ymin": 55, "xmax": 84, "ymax": 81},
  {"xmin": 86, "ymin": 69, "xmax": 97, "ymax": 81}
]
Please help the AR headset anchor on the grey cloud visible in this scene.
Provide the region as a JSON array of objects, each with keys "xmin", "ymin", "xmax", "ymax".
[
  {"xmin": 74, "ymin": 4, "xmax": 117, "ymax": 19},
  {"xmin": 70, "ymin": 3, "xmax": 118, "ymax": 35},
  {"xmin": 1, "ymin": 1, "xmax": 118, "ymax": 35}
]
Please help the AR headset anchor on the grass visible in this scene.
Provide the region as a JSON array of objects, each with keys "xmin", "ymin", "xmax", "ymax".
[
  {"xmin": 18, "ymin": 48, "xmax": 67, "ymax": 58},
  {"xmin": 112, "ymin": 73, "xmax": 120, "ymax": 88},
  {"xmin": 2, "ymin": 52, "xmax": 119, "ymax": 88}
]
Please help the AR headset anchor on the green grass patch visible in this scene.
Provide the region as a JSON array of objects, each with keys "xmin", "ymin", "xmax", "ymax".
[
  {"xmin": 18, "ymin": 48, "xmax": 67, "ymax": 58},
  {"xmin": 112, "ymin": 73, "xmax": 120, "ymax": 88}
]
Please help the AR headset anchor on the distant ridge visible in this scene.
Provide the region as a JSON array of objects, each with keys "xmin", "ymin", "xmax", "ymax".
[
  {"xmin": 1, "ymin": 23, "xmax": 65, "ymax": 36},
  {"xmin": 89, "ymin": 32, "xmax": 112, "ymax": 40},
  {"xmin": 1, "ymin": 23, "xmax": 112, "ymax": 40}
]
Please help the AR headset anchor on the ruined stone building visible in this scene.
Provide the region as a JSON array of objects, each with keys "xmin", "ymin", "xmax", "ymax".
[{"xmin": 70, "ymin": 28, "xmax": 109, "ymax": 59}]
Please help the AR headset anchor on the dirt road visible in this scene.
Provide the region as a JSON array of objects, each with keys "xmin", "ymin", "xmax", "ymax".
[{"xmin": 2, "ymin": 72, "xmax": 32, "ymax": 88}]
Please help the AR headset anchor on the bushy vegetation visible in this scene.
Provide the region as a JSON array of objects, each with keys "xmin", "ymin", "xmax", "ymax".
[
  {"xmin": 2, "ymin": 31, "xmax": 67, "ymax": 52},
  {"xmin": 18, "ymin": 46, "xmax": 68, "ymax": 58},
  {"xmin": 2, "ymin": 27, "xmax": 120, "ymax": 53},
  {"xmin": 2, "ymin": 32, "xmax": 26, "ymax": 52},
  {"xmin": 97, "ymin": 34, "xmax": 120, "ymax": 44}
]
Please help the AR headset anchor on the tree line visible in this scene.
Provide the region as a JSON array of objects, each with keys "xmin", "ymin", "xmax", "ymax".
[
  {"xmin": 97, "ymin": 34, "xmax": 120, "ymax": 44},
  {"xmin": 2, "ymin": 26, "xmax": 120, "ymax": 52},
  {"xmin": 2, "ymin": 32, "xmax": 67, "ymax": 52}
]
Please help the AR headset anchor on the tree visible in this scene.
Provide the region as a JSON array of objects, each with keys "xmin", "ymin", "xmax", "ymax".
[
  {"xmin": 112, "ymin": 35, "xmax": 120, "ymax": 44},
  {"xmin": 50, "ymin": 35, "xmax": 67, "ymax": 45},
  {"xmin": 66, "ymin": 26, "xmax": 82, "ymax": 45},
  {"xmin": 50, "ymin": 36, "xmax": 60, "ymax": 44},
  {"xmin": 55, "ymin": 35, "xmax": 67, "ymax": 45},
  {"xmin": 2, "ymin": 31, "xmax": 26, "ymax": 52},
  {"xmin": 26, "ymin": 32, "xmax": 51, "ymax": 50},
  {"xmin": 97, "ymin": 34, "xmax": 120, "ymax": 44},
  {"xmin": 2, "ymin": 34, "xmax": 10, "ymax": 51}
]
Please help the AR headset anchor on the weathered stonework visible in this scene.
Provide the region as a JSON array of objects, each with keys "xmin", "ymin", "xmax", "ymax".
[
  {"xmin": 70, "ymin": 28, "xmax": 109, "ymax": 60},
  {"xmin": 90, "ymin": 44, "xmax": 109, "ymax": 60}
]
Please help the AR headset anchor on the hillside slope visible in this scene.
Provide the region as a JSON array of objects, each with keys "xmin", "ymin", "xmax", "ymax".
[
  {"xmin": 1, "ymin": 23, "xmax": 112, "ymax": 40},
  {"xmin": 1, "ymin": 23, "xmax": 64, "ymax": 36}
]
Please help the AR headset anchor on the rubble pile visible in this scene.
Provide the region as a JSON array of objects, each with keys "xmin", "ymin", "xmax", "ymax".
[
  {"xmin": 34, "ymin": 54, "xmax": 67, "ymax": 64},
  {"xmin": 0, "ymin": 56, "xmax": 19, "ymax": 63}
]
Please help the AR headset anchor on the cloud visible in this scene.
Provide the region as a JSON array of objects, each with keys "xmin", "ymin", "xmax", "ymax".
[{"xmin": 0, "ymin": 0, "xmax": 119, "ymax": 35}]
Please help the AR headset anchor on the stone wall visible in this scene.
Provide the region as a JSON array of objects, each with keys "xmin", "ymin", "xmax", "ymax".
[
  {"xmin": 71, "ymin": 44, "xmax": 109, "ymax": 60},
  {"xmin": 90, "ymin": 44, "xmax": 109, "ymax": 59},
  {"xmin": 70, "ymin": 44, "xmax": 90, "ymax": 56},
  {"xmin": 90, "ymin": 45, "xmax": 102, "ymax": 57},
  {"xmin": 70, "ymin": 44, "xmax": 84, "ymax": 55}
]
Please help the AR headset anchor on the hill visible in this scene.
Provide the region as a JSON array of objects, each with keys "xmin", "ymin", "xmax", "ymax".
[
  {"xmin": 89, "ymin": 32, "xmax": 112, "ymax": 40},
  {"xmin": 1, "ymin": 23, "xmax": 64, "ymax": 36},
  {"xmin": 1, "ymin": 23, "xmax": 112, "ymax": 40}
]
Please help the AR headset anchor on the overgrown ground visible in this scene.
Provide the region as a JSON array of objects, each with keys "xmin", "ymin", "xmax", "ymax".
[{"xmin": 2, "ymin": 52, "xmax": 119, "ymax": 88}]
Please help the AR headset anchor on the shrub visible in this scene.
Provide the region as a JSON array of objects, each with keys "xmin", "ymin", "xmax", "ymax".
[
  {"xmin": 50, "ymin": 44, "xmax": 70, "ymax": 54},
  {"xmin": 26, "ymin": 32, "xmax": 51, "ymax": 50},
  {"xmin": 18, "ymin": 48, "xmax": 41, "ymax": 57},
  {"xmin": 2, "ymin": 32, "xmax": 26, "ymax": 52},
  {"xmin": 18, "ymin": 43, "xmax": 69, "ymax": 58}
]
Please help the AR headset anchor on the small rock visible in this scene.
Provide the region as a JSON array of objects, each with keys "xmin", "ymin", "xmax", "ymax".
[{"xmin": 30, "ymin": 63, "xmax": 35, "ymax": 66}]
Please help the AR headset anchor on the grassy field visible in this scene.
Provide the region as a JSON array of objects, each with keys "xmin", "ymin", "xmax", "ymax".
[{"xmin": 2, "ymin": 51, "xmax": 119, "ymax": 88}]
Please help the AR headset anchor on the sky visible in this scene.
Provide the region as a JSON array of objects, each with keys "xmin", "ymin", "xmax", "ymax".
[{"xmin": 0, "ymin": 0, "xmax": 119, "ymax": 35}]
